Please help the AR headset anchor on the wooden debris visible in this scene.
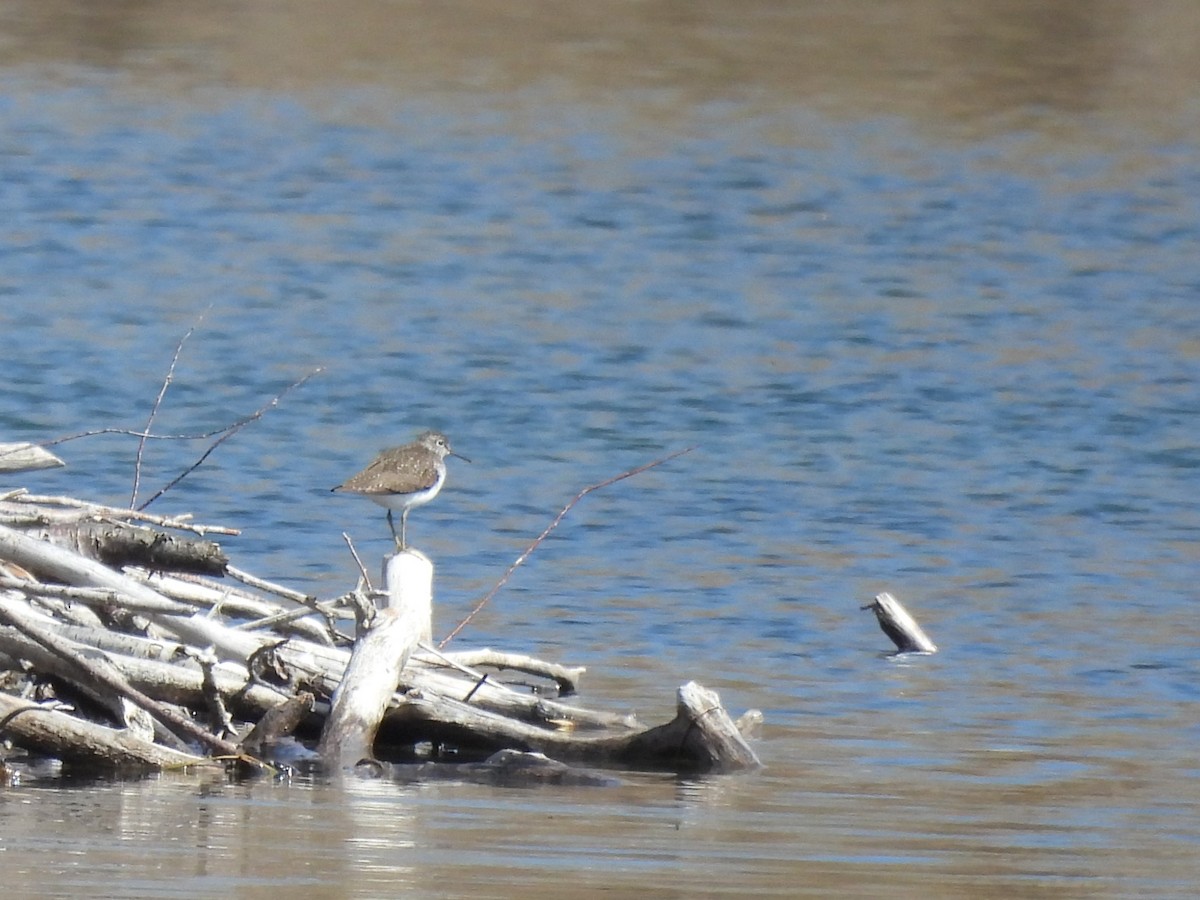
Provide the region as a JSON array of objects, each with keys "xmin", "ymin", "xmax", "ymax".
[
  {"xmin": 0, "ymin": 693, "xmax": 211, "ymax": 770},
  {"xmin": 863, "ymin": 591, "xmax": 938, "ymax": 654},
  {"xmin": 317, "ymin": 551, "xmax": 431, "ymax": 767},
  {"xmin": 0, "ymin": 443, "xmax": 64, "ymax": 473},
  {"xmin": 238, "ymin": 691, "xmax": 314, "ymax": 758},
  {"xmin": 47, "ymin": 521, "xmax": 229, "ymax": 575},
  {"xmin": 379, "ymin": 749, "xmax": 621, "ymax": 787},
  {"xmin": 0, "ymin": 496, "xmax": 762, "ymax": 779},
  {"xmin": 1, "ymin": 491, "xmax": 240, "ymax": 536}
]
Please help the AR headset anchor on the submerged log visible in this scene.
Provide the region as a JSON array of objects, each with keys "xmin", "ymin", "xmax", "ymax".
[
  {"xmin": 378, "ymin": 749, "xmax": 621, "ymax": 787},
  {"xmin": 382, "ymin": 679, "xmax": 760, "ymax": 772},
  {"xmin": 863, "ymin": 591, "xmax": 938, "ymax": 654}
]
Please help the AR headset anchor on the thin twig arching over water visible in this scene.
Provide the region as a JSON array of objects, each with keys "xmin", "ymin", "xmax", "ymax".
[{"xmin": 438, "ymin": 446, "xmax": 695, "ymax": 649}]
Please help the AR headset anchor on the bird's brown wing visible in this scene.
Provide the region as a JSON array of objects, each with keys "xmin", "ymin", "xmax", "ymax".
[{"xmin": 334, "ymin": 451, "xmax": 440, "ymax": 496}]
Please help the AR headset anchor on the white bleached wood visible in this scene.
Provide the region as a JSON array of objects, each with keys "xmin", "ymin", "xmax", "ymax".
[
  {"xmin": 0, "ymin": 522, "xmax": 264, "ymax": 659},
  {"xmin": 378, "ymin": 548, "xmax": 433, "ymax": 642},
  {"xmin": 317, "ymin": 549, "xmax": 433, "ymax": 766},
  {"xmin": 0, "ymin": 693, "xmax": 209, "ymax": 769},
  {"xmin": 864, "ymin": 591, "xmax": 938, "ymax": 654},
  {"xmin": 0, "ymin": 442, "xmax": 64, "ymax": 473}
]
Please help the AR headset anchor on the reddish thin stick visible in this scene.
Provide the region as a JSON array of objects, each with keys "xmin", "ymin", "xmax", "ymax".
[{"xmin": 437, "ymin": 446, "xmax": 695, "ymax": 649}]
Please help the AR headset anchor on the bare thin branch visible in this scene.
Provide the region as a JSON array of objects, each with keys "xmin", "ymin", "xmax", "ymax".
[
  {"xmin": 136, "ymin": 367, "xmax": 323, "ymax": 511},
  {"xmin": 342, "ymin": 532, "xmax": 373, "ymax": 591},
  {"xmin": 438, "ymin": 446, "xmax": 695, "ymax": 649},
  {"xmin": 35, "ymin": 366, "xmax": 322, "ymax": 456},
  {"xmin": 131, "ymin": 309, "xmax": 210, "ymax": 509}
]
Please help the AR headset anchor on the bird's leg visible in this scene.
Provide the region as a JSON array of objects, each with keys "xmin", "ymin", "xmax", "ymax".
[
  {"xmin": 386, "ymin": 510, "xmax": 401, "ymax": 547},
  {"xmin": 399, "ymin": 508, "xmax": 409, "ymax": 550}
]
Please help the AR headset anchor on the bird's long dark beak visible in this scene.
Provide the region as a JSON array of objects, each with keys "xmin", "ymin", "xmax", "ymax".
[{"xmin": 452, "ymin": 450, "xmax": 472, "ymax": 463}]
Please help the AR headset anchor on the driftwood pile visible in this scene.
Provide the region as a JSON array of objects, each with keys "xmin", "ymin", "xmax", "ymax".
[{"xmin": 0, "ymin": 451, "xmax": 761, "ymax": 782}]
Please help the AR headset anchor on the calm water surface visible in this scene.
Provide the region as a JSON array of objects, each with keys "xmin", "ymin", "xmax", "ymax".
[{"xmin": 1, "ymin": 2, "xmax": 1199, "ymax": 896}]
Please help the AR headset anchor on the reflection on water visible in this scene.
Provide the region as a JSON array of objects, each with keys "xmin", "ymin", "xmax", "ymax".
[{"xmin": 2, "ymin": 0, "xmax": 1200, "ymax": 896}]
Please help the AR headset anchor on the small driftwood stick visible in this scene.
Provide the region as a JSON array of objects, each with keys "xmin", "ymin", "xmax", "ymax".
[
  {"xmin": 131, "ymin": 312, "xmax": 204, "ymax": 509},
  {"xmin": 439, "ymin": 446, "xmax": 695, "ymax": 648},
  {"xmin": 317, "ymin": 549, "xmax": 431, "ymax": 767},
  {"xmin": 139, "ymin": 572, "xmax": 338, "ymax": 646},
  {"xmin": 406, "ymin": 665, "xmax": 636, "ymax": 730},
  {"xmin": 0, "ymin": 574, "xmax": 195, "ymax": 617},
  {"xmin": 863, "ymin": 591, "xmax": 938, "ymax": 654},
  {"xmin": 225, "ymin": 565, "xmax": 316, "ymax": 605}
]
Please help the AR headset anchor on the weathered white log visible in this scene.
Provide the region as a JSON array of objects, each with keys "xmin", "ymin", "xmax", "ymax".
[
  {"xmin": 137, "ymin": 571, "xmax": 337, "ymax": 645},
  {"xmin": 0, "ymin": 593, "xmax": 247, "ymax": 758},
  {"xmin": 0, "ymin": 442, "xmax": 64, "ymax": 473},
  {"xmin": 0, "ymin": 693, "xmax": 211, "ymax": 770},
  {"xmin": 385, "ymin": 680, "xmax": 762, "ymax": 771},
  {"xmin": 379, "ymin": 549, "xmax": 433, "ymax": 643},
  {"xmin": 39, "ymin": 521, "xmax": 228, "ymax": 576},
  {"xmin": 0, "ymin": 523, "xmax": 266, "ymax": 660},
  {"xmin": 0, "ymin": 633, "xmax": 290, "ymax": 721},
  {"xmin": 863, "ymin": 591, "xmax": 938, "ymax": 654},
  {"xmin": 317, "ymin": 550, "xmax": 433, "ymax": 766},
  {"xmin": 0, "ymin": 573, "xmax": 196, "ymax": 616},
  {"xmin": 0, "ymin": 595, "xmax": 172, "ymax": 747}
]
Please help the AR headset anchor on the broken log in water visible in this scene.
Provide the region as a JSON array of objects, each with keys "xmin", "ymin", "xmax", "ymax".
[
  {"xmin": 863, "ymin": 591, "xmax": 938, "ymax": 654},
  {"xmin": 0, "ymin": 498, "xmax": 762, "ymax": 777}
]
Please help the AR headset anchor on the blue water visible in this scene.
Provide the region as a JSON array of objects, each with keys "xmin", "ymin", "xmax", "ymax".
[{"xmin": 2, "ymin": 53, "xmax": 1199, "ymax": 897}]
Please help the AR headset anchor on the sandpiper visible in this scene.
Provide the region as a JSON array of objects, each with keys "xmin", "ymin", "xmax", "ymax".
[{"xmin": 331, "ymin": 430, "xmax": 467, "ymax": 549}]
